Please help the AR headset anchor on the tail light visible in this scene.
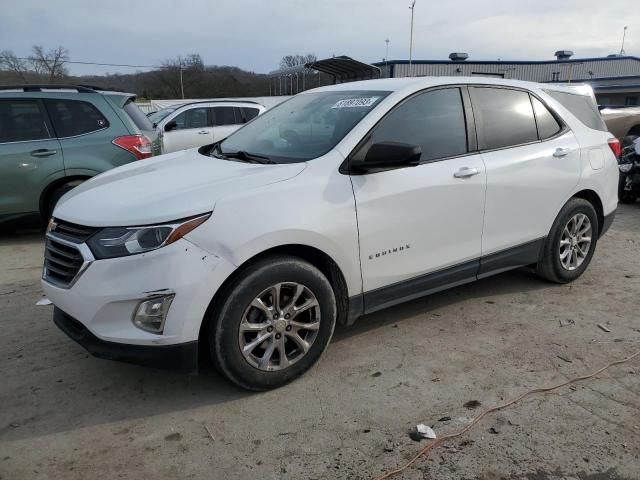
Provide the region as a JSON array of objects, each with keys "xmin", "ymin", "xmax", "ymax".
[
  {"xmin": 113, "ymin": 135, "xmax": 152, "ymax": 160},
  {"xmin": 607, "ymin": 137, "xmax": 621, "ymax": 159}
]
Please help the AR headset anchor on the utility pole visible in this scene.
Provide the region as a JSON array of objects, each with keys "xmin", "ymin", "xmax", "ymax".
[
  {"xmin": 408, "ymin": 0, "xmax": 416, "ymax": 77},
  {"xmin": 620, "ymin": 26, "xmax": 628, "ymax": 55},
  {"xmin": 179, "ymin": 64, "xmax": 185, "ymax": 99},
  {"xmin": 385, "ymin": 38, "xmax": 390, "ymax": 76}
]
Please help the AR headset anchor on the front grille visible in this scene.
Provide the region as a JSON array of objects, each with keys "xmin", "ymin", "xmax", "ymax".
[
  {"xmin": 44, "ymin": 237, "xmax": 85, "ymax": 287},
  {"xmin": 50, "ymin": 219, "xmax": 98, "ymax": 243}
]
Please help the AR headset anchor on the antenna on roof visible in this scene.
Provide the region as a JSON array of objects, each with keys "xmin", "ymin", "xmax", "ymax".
[{"xmin": 620, "ymin": 26, "xmax": 628, "ymax": 56}]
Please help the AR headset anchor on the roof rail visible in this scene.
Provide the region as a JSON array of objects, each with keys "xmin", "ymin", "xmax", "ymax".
[
  {"xmin": 0, "ymin": 84, "xmax": 97, "ymax": 93},
  {"xmin": 177, "ymin": 99, "xmax": 263, "ymax": 108}
]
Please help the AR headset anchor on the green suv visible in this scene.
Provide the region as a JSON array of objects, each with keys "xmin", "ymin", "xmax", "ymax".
[{"xmin": 0, "ymin": 84, "xmax": 159, "ymax": 224}]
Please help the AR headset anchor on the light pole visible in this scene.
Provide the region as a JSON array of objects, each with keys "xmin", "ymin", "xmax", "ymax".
[
  {"xmin": 408, "ymin": 0, "xmax": 416, "ymax": 77},
  {"xmin": 620, "ymin": 26, "xmax": 628, "ymax": 55}
]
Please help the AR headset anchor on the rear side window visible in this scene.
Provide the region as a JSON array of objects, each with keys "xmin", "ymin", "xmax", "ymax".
[
  {"xmin": 214, "ymin": 106, "xmax": 239, "ymax": 126},
  {"xmin": 368, "ymin": 88, "xmax": 468, "ymax": 162},
  {"xmin": 241, "ymin": 107, "xmax": 260, "ymax": 122},
  {"xmin": 46, "ymin": 99, "xmax": 109, "ymax": 138},
  {"xmin": 172, "ymin": 107, "xmax": 210, "ymax": 130},
  {"xmin": 123, "ymin": 100, "xmax": 154, "ymax": 131},
  {"xmin": 543, "ymin": 90, "xmax": 607, "ymax": 132},
  {"xmin": 0, "ymin": 99, "xmax": 51, "ymax": 142},
  {"xmin": 470, "ymin": 87, "xmax": 538, "ymax": 150},
  {"xmin": 531, "ymin": 97, "xmax": 562, "ymax": 140}
]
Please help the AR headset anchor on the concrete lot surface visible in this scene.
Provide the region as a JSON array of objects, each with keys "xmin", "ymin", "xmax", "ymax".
[{"xmin": 1, "ymin": 205, "xmax": 639, "ymax": 480}]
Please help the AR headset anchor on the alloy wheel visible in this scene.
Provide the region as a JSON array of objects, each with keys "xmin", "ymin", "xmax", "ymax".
[
  {"xmin": 559, "ymin": 213, "xmax": 592, "ymax": 271},
  {"xmin": 238, "ymin": 282, "xmax": 321, "ymax": 371}
]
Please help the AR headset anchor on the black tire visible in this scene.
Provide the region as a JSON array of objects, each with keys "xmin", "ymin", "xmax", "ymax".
[
  {"xmin": 45, "ymin": 180, "xmax": 85, "ymax": 220},
  {"xmin": 536, "ymin": 198, "xmax": 599, "ymax": 284},
  {"xmin": 618, "ymin": 183, "xmax": 637, "ymax": 204},
  {"xmin": 208, "ymin": 255, "xmax": 337, "ymax": 391}
]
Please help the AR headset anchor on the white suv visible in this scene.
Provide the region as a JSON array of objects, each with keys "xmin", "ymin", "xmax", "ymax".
[
  {"xmin": 152, "ymin": 101, "xmax": 265, "ymax": 153},
  {"xmin": 43, "ymin": 77, "xmax": 619, "ymax": 390}
]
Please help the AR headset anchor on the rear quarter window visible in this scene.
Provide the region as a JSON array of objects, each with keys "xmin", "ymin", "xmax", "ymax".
[
  {"xmin": 543, "ymin": 90, "xmax": 607, "ymax": 132},
  {"xmin": 45, "ymin": 99, "xmax": 109, "ymax": 138}
]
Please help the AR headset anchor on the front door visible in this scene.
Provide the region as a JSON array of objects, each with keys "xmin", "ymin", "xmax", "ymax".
[
  {"xmin": 0, "ymin": 98, "xmax": 64, "ymax": 218},
  {"xmin": 350, "ymin": 87, "xmax": 486, "ymax": 312}
]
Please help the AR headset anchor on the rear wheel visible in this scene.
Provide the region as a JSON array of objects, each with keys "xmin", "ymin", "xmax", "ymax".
[
  {"xmin": 536, "ymin": 198, "xmax": 599, "ymax": 284},
  {"xmin": 208, "ymin": 255, "xmax": 337, "ymax": 391}
]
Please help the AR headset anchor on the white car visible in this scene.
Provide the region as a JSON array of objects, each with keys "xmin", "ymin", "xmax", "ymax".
[
  {"xmin": 153, "ymin": 101, "xmax": 265, "ymax": 153},
  {"xmin": 43, "ymin": 77, "xmax": 619, "ymax": 390}
]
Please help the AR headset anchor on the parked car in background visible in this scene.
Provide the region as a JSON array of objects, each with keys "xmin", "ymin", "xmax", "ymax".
[
  {"xmin": 154, "ymin": 101, "xmax": 265, "ymax": 153},
  {"xmin": 601, "ymin": 106, "xmax": 640, "ymax": 145},
  {"xmin": 44, "ymin": 77, "xmax": 618, "ymax": 391},
  {"xmin": 0, "ymin": 84, "xmax": 157, "ymax": 224}
]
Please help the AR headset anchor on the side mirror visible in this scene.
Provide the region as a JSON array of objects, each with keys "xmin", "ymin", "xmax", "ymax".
[
  {"xmin": 359, "ymin": 142, "xmax": 422, "ymax": 171},
  {"xmin": 165, "ymin": 120, "xmax": 177, "ymax": 132}
]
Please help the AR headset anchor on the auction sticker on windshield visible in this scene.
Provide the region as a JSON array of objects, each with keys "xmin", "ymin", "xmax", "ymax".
[{"xmin": 332, "ymin": 97, "xmax": 380, "ymax": 109}]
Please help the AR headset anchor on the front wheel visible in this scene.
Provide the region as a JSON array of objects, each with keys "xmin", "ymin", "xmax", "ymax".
[
  {"xmin": 208, "ymin": 255, "xmax": 337, "ymax": 391},
  {"xmin": 536, "ymin": 198, "xmax": 599, "ymax": 284}
]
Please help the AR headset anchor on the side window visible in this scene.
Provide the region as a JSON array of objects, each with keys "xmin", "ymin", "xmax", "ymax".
[
  {"xmin": 0, "ymin": 99, "xmax": 51, "ymax": 143},
  {"xmin": 471, "ymin": 87, "xmax": 538, "ymax": 150},
  {"xmin": 46, "ymin": 100, "xmax": 109, "ymax": 138},
  {"xmin": 531, "ymin": 96, "xmax": 562, "ymax": 140},
  {"xmin": 171, "ymin": 108, "xmax": 209, "ymax": 130},
  {"xmin": 241, "ymin": 107, "xmax": 260, "ymax": 122},
  {"xmin": 543, "ymin": 89, "xmax": 608, "ymax": 132},
  {"xmin": 214, "ymin": 106, "xmax": 238, "ymax": 126},
  {"xmin": 368, "ymin": 88, "xmax": 468, "ymax": 162}
]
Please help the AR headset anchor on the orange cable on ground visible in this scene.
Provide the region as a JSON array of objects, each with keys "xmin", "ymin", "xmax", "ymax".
[{"xmin": 373, "ymin": 350, "xmax": 640, "ymax": 480}]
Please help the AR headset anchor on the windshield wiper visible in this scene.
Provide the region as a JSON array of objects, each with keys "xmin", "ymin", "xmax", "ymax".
[{"xmin": 220, "ymin": 150, "xmax": 275, "ymax": 164}]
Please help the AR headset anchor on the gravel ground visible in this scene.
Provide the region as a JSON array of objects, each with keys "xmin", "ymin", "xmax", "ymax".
[{"xmin": 0, "ymin": 204, "xmax": 639, "ymax": 480}]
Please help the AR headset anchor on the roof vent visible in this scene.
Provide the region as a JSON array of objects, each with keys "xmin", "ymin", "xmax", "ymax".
[
  {"xmin": 554, "ymin": 50, "xmax": 574, "ymax": 61},
  {"xmin": 449, "ymin": 52, "xmax": 469, "ymax": 62}
]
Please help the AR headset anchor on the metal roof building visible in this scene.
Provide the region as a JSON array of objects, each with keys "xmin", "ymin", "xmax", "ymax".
[{"xmin": 373, "ymin": 52, "xmax": 640, "ymax": 107}]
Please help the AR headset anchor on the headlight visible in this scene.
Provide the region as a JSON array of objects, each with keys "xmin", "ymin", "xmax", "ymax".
[
  {"xmin": 619, "ymin": 162, "xmax": 633, "ymax": 173},
  {"xmin": 87, "ymin": 213, "xmax": 210, "ymax": 259}
]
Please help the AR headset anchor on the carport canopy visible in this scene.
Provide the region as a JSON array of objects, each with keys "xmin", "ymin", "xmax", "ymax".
[{"xmin": 305, "ymin": 56, "xmax": 381, "ymax": 83}]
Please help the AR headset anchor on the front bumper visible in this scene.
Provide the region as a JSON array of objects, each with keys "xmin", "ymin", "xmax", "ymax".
[
  {"xmin": 42, "ymin": 236, "xmax": 237, "ymax": 371},
  {"xmin": 54, "ymin": 307, "xmax": 198, "ymax": 372}
]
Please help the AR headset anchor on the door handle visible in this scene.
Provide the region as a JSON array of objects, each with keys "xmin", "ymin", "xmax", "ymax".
[
  {"xmin": 31, "ymin": 149, "xmax": 57, "ymax": 158},
  {"xmin": 197, "ymin": 130, "xmax": 210, "ymax": 135},
  {"xmin": 453, "ymin": 167, "xmax": 480, "ymax": 178},
  {"xmin": 553, "ymin": 147, "xmax": 572, "ymax": 158}
]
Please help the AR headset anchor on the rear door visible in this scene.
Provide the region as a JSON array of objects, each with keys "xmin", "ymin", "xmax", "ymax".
[
  {"xmin": 470, "ymin": 86, "xmax": 581, "ymax": 272},
  {"xmin": 162, "ymin": 106, "xmax": 214, "ymax": 153},
  {"xmin": 212, "ymin": 106, "xmax": 244, "ymax": 142},
  {"xmin": 0, "ymin": 98, "xmax": 64, "ymax": 218}
]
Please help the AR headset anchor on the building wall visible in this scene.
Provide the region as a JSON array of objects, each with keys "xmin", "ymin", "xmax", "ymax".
[{"xmin": 389, "ymin": 58, "xmax": 640, "ymax": 83}]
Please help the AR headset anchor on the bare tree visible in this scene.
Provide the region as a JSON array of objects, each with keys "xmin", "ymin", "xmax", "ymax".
[
  {"xmin": 279, "ymin": 53, "xmax": 317, "ymax": 69},
  {"xmin": 0, "ymin": 50, "xmax": 29, "ymax": 82},
  {"xmin": 29, "ymin": 45, "xmax": 69, "ymax": 82}
]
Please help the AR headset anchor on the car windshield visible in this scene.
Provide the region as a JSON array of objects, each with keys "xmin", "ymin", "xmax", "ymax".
[
  {"xmin": 217, "ymin": 90, "xmax": 390, "ymax": 163},
  {"xmin": 148, "ymin": 107, "xmax": 177, "ymax": 124}
]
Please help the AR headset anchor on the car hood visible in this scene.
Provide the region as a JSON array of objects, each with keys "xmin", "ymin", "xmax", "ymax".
[{"xmin": 55, "ymin": 149, "xmax": 306, "ymax": 227}]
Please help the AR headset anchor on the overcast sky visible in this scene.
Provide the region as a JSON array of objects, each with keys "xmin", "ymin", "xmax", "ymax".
[{"xmin": 1, "ymin": 0, "xmax": 637, "ymax": 76}]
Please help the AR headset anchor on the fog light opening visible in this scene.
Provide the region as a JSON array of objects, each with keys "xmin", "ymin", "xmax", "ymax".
[{"xmin": 132, "ymin": 294, "xmax": 175, "ymax": 333}]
